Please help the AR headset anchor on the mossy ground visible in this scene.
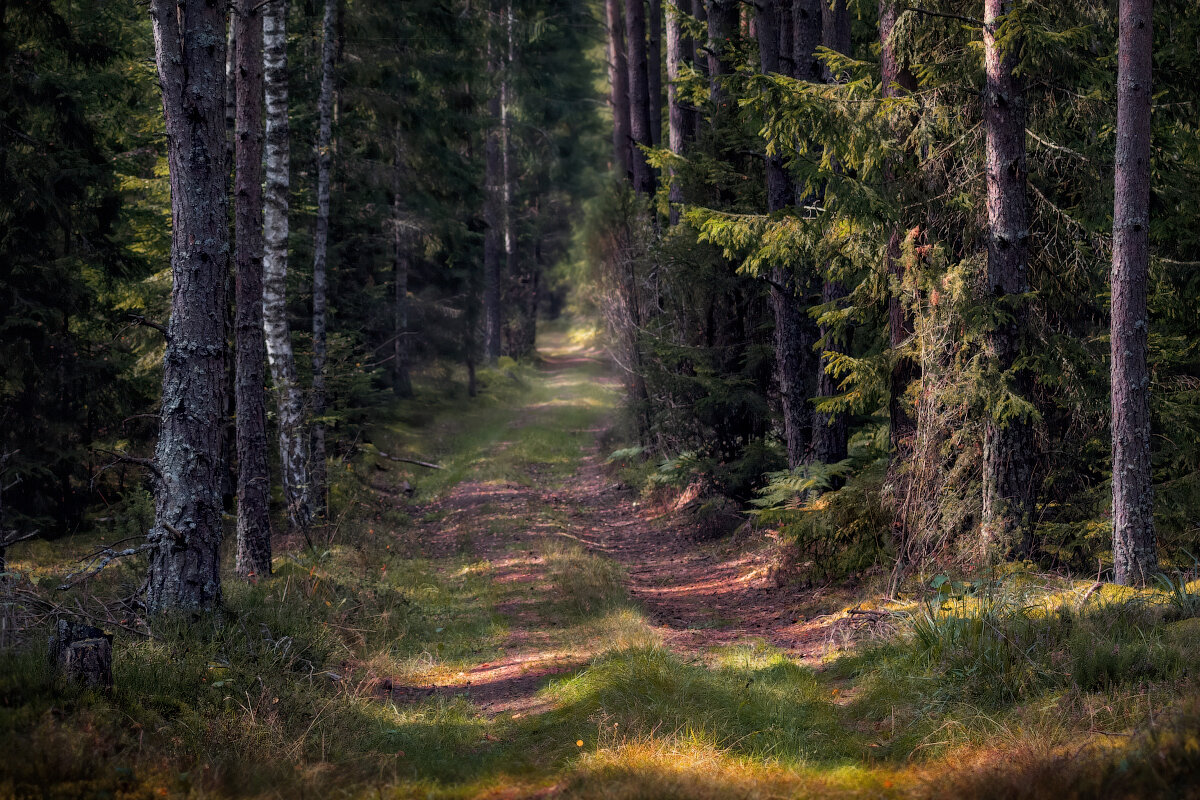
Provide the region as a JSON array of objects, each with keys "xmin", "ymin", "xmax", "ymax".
[{"xmin": 3, "ymin": 321, "xmax": 1200, "ymax": 799}]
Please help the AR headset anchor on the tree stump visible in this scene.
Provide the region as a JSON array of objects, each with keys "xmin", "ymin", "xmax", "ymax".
[{"xmin": 48, "ymin": 619, "xmax": 113, "ymax": 690}]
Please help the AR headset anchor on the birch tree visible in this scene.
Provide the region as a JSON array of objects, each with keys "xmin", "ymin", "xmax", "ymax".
[{"xmin": 263, "ymin": 0, "xmax": 312, "ymax": 530}]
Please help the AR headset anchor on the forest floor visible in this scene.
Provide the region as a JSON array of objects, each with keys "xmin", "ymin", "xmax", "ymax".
[{"xmin": 4, "ymin": 322, "xmax": 1200, "ymax": 799}]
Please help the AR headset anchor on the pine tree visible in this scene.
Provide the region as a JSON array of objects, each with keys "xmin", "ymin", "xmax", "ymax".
[
  {"xmin": 627, "ymin": 0, "xmax": 656, "ymax": 195},
  {"xmin": 607, "ymin": 0, "xmax": 632, "ymax": 177},
  {"xmin": 309, "ymin": 0, "xmax": 338, "ymax": 517},
  {"xmin": 1110, "ymin": 0, "xmax": 1158, "ymax": 585},
  {"xmin": 145, "ymin": 0, "xmax": 230, "ymax": 611},
  {"xmin": 234, "ymin": 0, "xmax": 272, "ymax": 579},
  {"xmin": 980, "ymin": 0, "xmax": 1036, "ymax": 553}
]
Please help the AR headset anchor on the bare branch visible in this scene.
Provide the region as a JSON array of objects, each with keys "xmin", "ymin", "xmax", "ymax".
[
  {"xmin": 128, "ymin": 314, "xmax": 171, "ymax": 342},
  {"xmin": 903, "ymin": 6, "xmax": 983, "ymax": 27}
]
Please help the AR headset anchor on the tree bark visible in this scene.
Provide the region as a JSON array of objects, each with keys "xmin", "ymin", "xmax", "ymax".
[
  {"xmin": 880, "ymin": 0, "xmax": 919, "ymax": 458},
  {"xmin": 234, "ymin": 0, "xmax": 272, "ymax": 579},
  {"xmin": 483, "ymin": 8, "xmax": 504, "ymax": 365},
  {"xmin": 263, "ymin": 0, "xmax": 312, "ymax": 532},
  {"xmin": 981, "ymin": 0, "xmax": 1035, "ymax": 553},
  {"xmin": 1111, "ymin": 0, "xmax": 1157, "ymax": 585},
  {"xmin": 146, "ymin": 0, "xmax": 230, "ymax": 612},
  {"xmin": 607, "ymin": 0, "xmax": 632, "ymax": 178},
  {"xmin": 648, "ymin": 0, "xmax": 662, "ymax": 147},
  {"xmin": 666, "ymin": 0, "xmax": 688, "ymax": 224},
  {"xmin": 309, "ymin": 0, "xmax": 337, "ymax": 518},
  {"xmin": 392, "ymin": 129, "xmax": 413, "ymax": 398},
  {"xmin": 627, "ymin": 0, "xmax": 657, "ymax": 195}
]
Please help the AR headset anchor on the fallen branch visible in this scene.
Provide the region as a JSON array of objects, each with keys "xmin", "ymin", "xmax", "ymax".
[
  {"xmin": 372, "ymin": 450, "xmax": 444, "ymax": 470},
  {"xmin": 58, "ymin": 543, "xmax": 152, "ymax": 590}
]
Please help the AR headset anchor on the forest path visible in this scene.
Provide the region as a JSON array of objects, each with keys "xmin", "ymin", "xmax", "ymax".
[{"xmin": 385, "ymin": 327, "xmax": 857, "ymax": 718}]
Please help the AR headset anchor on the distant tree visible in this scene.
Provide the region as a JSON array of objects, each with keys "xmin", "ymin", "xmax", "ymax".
[
  {"xmin": 145, "ymin": 0, "xmax": 230, "ymax": 611},
  {"xmin": 310, "ymin": 0, "xmax": 339, "ymax": 516},
  {"xmin": 1110, "ymin": 0, "xmax": 1158, "ymax": 585},
  {"xmin": 666, "ymin": 0, "xmax": 690, "ymax": 224},
  {"xmin": 607, "ymin": 0, "xmax": 632, "ymax": 177},
  {"xmin": 879, "ymin": 0, "xmax": 919, "ymax": 461},
  {"xmin": 811, "ymin": 0, "xmax": 851, "ymax": 468},
  {"xmin": 483, "ymin": 0, "xmax": 505, "ymax": 365},
  {"xmin": 234, "ymin": 0, "xmax": 272, "ymax": 578},
  {"xmin": 648, "ymin": 0, "xmax": 663, "ymax": 147},
  {"xmin": 627, "ymin": 0, "xmax": 656, "ymax": 195},
  {"xmin": 392, "ymin": 127, "xmax": 414, "ymax": 398}
]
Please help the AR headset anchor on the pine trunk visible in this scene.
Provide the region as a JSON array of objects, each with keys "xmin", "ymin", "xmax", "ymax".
[
  {"xmin": 310, "ymin": 0, "xmax": 337, "ymax": 517},
  {"xmin": 1111, "ymin": 0, "xmax": 1157, "ymax": 585},
  {"xmin": 812, "ymin": 0, "xmax": 851, "ymax": 468},
  {"xmin": 665, "ymin": 0, "xmax": 687, "ymax": 224},
  {"xmin": 606, "ymin": 0, "xmax": 632, "ymax": 178},
  {"xmin": 880, "ymin": 0, "xmax": 919, "ymax": 458},
  {"xmin": 234, "ymin": 0, "xmax": 271, "ymax": 579},
  {"xmin": 647, "ymin": 0, "xmax": 662, "ymax": 147},
  {"xmin": 706, "ymin": 0, "xmax": 738, "ymax": 110},
  {"xmin": 981, "ymin": 0, "xmax": 1035, "ymax": 553},
  {"xmin": 763, "ymin": 0, "xmax": 823, "ymax": 469},
  {"xmin": 392, "ymin": 130, "xmax": 413, "ymax": 398},
  {"xmin": 146, "ymin": 0, "xmax": 230, "ymax": 612},
  {"xmin": 626, "ymin": 0, "xmax": 656, "ymax": 195},
  {"xmin": 263, "ymin": 0, "xmax": 312, "ymax": 531}
]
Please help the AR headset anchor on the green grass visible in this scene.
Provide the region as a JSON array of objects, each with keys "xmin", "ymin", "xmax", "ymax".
[{"xmin": 4, "ymin": 323, "xmax": 1200, "ymax": 799}]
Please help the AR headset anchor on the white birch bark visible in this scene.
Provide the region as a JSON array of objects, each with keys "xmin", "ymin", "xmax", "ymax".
[{"xmin": 263, "ymin": 0, "xmax": 311, "ymax": 531}]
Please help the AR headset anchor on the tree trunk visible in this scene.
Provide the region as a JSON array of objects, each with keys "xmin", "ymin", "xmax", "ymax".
[
  {"xmin": 263, "ymin": 0, "xmax": 312, "ymax": 532},
  {"xmin": 981, "ymin": 0, "xmax": 1034, "ymax": 553},
  {"xmin": 500, "ymin": 0, "xmax": 536, "ymax": 357},
  {"xmin": 880, "ymin": 0, "xmax": 919, "ymax": 458},
  {"xmin": 706, "ymin": 0, "xmax": 739, "ymax": 111},
  {"xmin": 666, "ymin": 0, "xmax": 687, "ymax": 224},
  {"xmin": 309, "ymin": 0, "xmax": 337, "ymax": 518},
  {"xmin": 234, "ymin": 0, "xmax": 272, "ymax": 579},
  {"xmin": 820, "ymin": 0, "xmax": 850, "ymax": 77},
  {"xmin": 761, "ymin": 0, "xmax": 823, "ymax": 470},
  {"xmin": 791, "ymin": 0, "xmax": 822, "ymax": 85},
  {"xmin": 392, "ymin": 129, "xmax": 413, "ymax": 398},
  {"xmin": 606, "ymin": 0, "xmax": 632, "ymax": 178},
  {"xmin": 812, "ymin": 0, "xmax": 851, "ymax": 468},
  {"xmin": 691, "ymin": 0, "xmax": 707, "ymax": 133},
  {"xmin": 1111, "ymin": 0, "xmax": 1157, "ymax": 585},
  {"xmin": 146, "ymin": 0, "xmax": 230, "ymax": 612},
  {"xmin": 627, "ymin": 0, "xmax": 656, "ymax": 195},
  {"xmin": 647, "ymin": 0, "xmax": 662, "ymax": 147},
  {"xmin": 483, "ymin": 9, "xmax": 504, "ymax": 365}
]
